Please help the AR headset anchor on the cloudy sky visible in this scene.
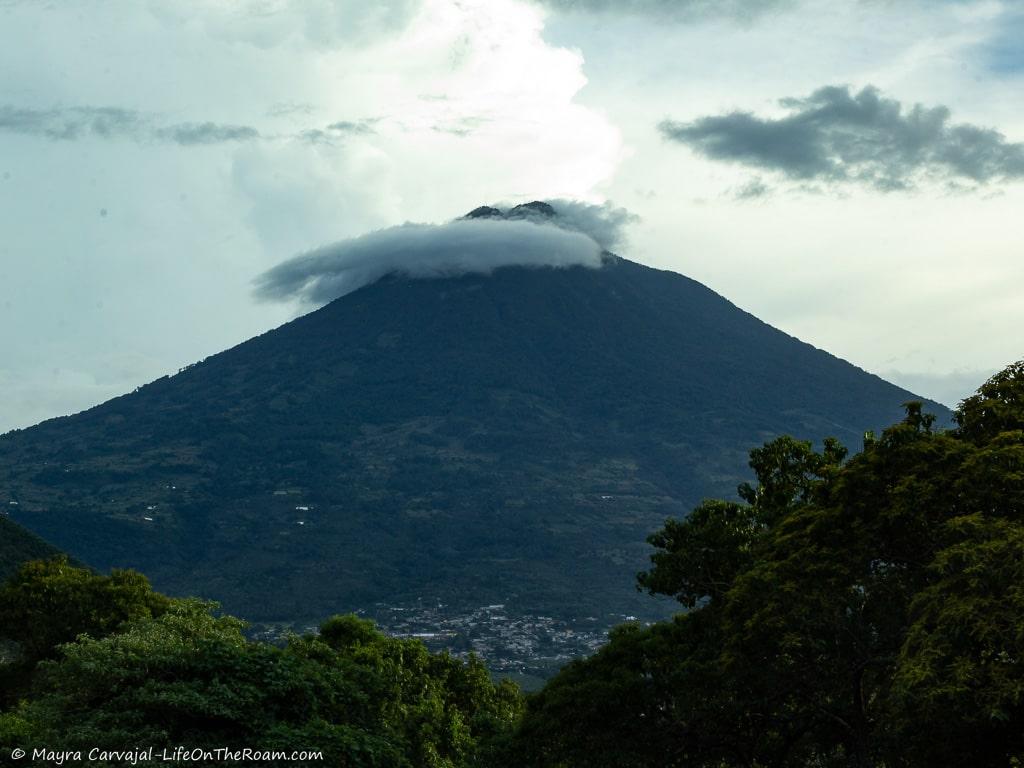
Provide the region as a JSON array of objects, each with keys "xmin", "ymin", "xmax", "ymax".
[{"xmin": 1, "ymin": 0, "xmax": 1021, "ymax": 432}]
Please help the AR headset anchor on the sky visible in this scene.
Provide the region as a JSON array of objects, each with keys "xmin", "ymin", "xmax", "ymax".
[{"xmin": 0, "ymin": 0, "xmax": 1021, "ymax": 432}]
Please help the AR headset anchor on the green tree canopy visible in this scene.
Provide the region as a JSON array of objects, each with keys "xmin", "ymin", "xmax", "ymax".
[
  {"xmin": 513, "ymin": 361, "xmax": 1024, "ymax": 767},
  {"xmin": 0, "ymin": 565, "xmax": 521, "ymax": 767},
  {"xmin": 0, "ymin": 557, "xmax": 172, "ymax": 706}
]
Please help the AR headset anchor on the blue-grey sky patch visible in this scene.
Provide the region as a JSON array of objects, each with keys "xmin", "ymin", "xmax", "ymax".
[
  {"xmin": 660, "ymin": 85, "xmax": 1024, "ymax": 190},
  {"xmin": 882, "ymin": 367, "xmax": 1001, "ymax": 409},
  {"xmin": 266, "ymin": 101, "xmax": 317, "ymax": 118},
  {"xmin": 983, "ymin": 10, "xmax": 1024, "ymax": 75}
]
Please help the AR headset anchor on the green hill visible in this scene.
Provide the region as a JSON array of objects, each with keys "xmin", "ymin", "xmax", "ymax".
[
  {"xmin": 0, "ymin": 254, "xmax": 950, "ymax": 624},
  {"xmin": 0, "ymin": 516, "xmax": 65, "ymax": 582}
]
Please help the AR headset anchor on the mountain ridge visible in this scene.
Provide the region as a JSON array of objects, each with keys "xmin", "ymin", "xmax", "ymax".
[{"xmin": 1, "ymin": 254, "xmax": 951, "ymax": 623}]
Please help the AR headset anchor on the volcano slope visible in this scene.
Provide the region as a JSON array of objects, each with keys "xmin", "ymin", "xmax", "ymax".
[
  {"xmin": 0, "ymin": 255, "xmax": 950, "ymax": 623},
  {"xmin": 0, "ymin": 517, "xmax": 66, "ymax": 582}
]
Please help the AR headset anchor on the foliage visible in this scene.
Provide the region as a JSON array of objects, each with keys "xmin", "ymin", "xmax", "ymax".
[
  {"xmin": 513, "ymin": 361, "xmax": 1024, "ymax": 767},
  {"xmin": 0, "ymin": 557, "xmax": 171, "ymax": 707},
  {"xmin": 0, "ymin": 563, "xmax": 522, "ymax": 767}
]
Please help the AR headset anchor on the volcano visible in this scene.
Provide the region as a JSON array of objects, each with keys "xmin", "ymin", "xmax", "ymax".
[{"xmin": 0, "ymin": 230, "xmax": 949, "ymax": 624}]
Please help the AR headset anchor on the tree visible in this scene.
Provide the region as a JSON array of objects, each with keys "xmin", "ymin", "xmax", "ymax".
[
  {"xmin": 894, "ymin": 515, "xmax": 1024, "ymax": 765},
  {"xmin": 1, "ymin": 574, "xmax": 522, "ymax": 767},
  {"xmin": 0, "ymin": 557, "xmax": 171, "ymax": 705},
  {"xmin": 513, "ymin": 361, "xmax": 1024, "ymax": 767}
]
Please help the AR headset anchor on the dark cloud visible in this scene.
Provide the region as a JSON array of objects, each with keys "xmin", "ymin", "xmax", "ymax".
[
  {"xmin": 733, "ymin": 177, "xmax": 771, "ymax": 200},
  {"xmin": 254, "ymin": 201, "xmax": 634, "ymax": 305},
  {"xmin": 156, "ymin": 122, "xmax": 259, "ymax": 145},
  {"xmin": 298, "ymin": 129, "xmax": 333, "ymax": 145},
  {"xmin": 536, "ymin": 0, "xmax": 793, "ymax": 22},
  {"xmin": 659, "ymin": 85, "xmax": 1024, "ymax": 191},
  {"xmin": 0, "ymin": 106, "xmax": 143, "ymax": 141},
  {"xmin": 299, "ymin": 119, "xmax": 377, "ymax": 145},
  {"xmin": 429, "ymin": 116, "xmax": 489, "ymax": 138},
  {"xmin": 0, "ymin": 105, "xmax": 259, "ymax": 146},
  {"xmin": 325, "ymin": 120, "xmax": 377, "ymax": 135}
]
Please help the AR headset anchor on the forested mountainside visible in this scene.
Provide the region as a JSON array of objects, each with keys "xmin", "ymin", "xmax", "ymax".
[{"xmin": 1, "ymin": 255, "xmax": 949, "ymax": 623}]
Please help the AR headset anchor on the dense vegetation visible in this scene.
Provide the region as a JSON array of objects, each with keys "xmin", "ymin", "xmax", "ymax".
[
  {"xmin": 0, "ymin": 560, "xmax": 521, "ymax": 767},
  {"xmin": 0, "ymin": 257, "xmax": 947, "ymax": 625},
  {"xmin": 2, "ymin": 363, "xmax": 1021, "ymax": 766},
  {"xmin": 511, "ymin": 361, "xmax": 1024, "ymax": 766}
]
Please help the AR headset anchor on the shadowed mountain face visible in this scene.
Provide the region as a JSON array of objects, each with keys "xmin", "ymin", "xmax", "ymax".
[
  {"xmin": 0, "ymin": 256, "xmax": 950, "ymax": 622},
  {"xmin": 0, "ymin": 517, "xmax": 65, "ymax": 582}
]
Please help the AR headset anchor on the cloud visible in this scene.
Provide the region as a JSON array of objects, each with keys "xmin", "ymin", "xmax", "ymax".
[
  {"xmin": 0, "ymin": 105, "xmax": 376, "ymax": 149},
  {"xmin": 0, "ymin": 106, "xmax": 143, "ymax": 141},
  {"xmin": 495, "ymin": 199, "xmax": 638, "ymax": 251},
  {"xmin": 298, "ymin": 119, "xmax": 378, "ymax": 145},
  {"xmin": 325, "ymin": 120, "xmax": 377, "ymax": 135},
  {"xmin": 659, "ymin": 85, "xmax": 1024, "ymax": 191},
  {"xmin": 534, "ymin": 0, "xmax": 792, "ymax": 22},
  {"xmin": 430, "ymin": 115, "xmax": 490, "ymax": 138},
  {"xmin": 252, "ymin": 202, "xmax": 631, "ymax": 304},
  {"xmin": 156, "ymin": 122, "xmax": 260, "ymax": 145},
  {"xmin": 0, "ymin": 105, "xmax": 259, "ymax": 146},
  {"xmin": 733, "ymin": 177, "xmax": 771, "ymax": 200}
]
